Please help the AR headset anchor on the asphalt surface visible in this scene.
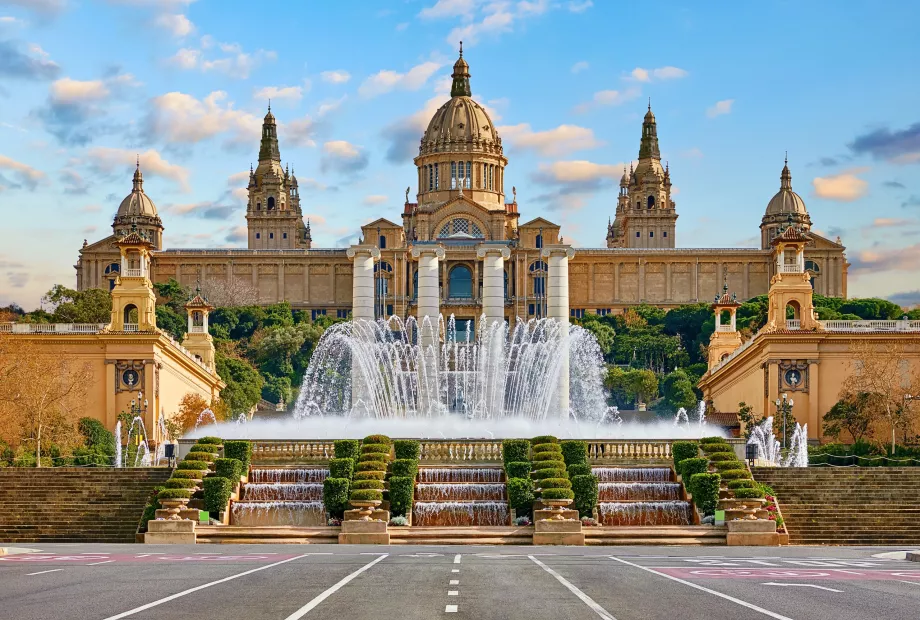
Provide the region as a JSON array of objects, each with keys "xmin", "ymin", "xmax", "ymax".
[{"xmin": 1, "ymin": 544, "xmax": 919, "ymax": 620}]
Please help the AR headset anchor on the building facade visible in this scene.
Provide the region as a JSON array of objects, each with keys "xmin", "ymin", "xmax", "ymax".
[{"xmin": 76, "ymin": 50, "xmax": 848, "ymax": 327}]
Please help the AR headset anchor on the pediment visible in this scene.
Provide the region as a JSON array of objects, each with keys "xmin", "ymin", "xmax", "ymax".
[
  {"xmin": 362, "ymin": 217, "xmax": 402, "ymax": 230},
  {"xmin": 807, "ymin": 231, "xmax": 845, "ymax": 250},
  {"xmin": 519, "ymin": 217, "xmax": 560, "ymax": 229},
  {"xmin": 80, "ymin": 234, "xmax": 119, "ymax": 254},
  {"xmin": 431, "ymin": 195, "xmax": 494, "ymax": 220}
]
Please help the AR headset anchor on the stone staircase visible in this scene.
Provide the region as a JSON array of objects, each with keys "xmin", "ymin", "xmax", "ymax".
[
  {"xmin": 0, "ymin": 467, "xmax": 171, "ymax": 543},
  {"xmin": 752, "ymin": 467, "xmax": 920, "ymax": 545}
]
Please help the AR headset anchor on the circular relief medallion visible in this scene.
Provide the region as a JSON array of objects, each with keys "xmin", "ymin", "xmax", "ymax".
[
  {"xmin": 784, "ymin": 368, "xmax": 802, "ymax": 388},
  {"xmin": 122, "ymin": 369, "xmax": 139, "ymax": 387}
]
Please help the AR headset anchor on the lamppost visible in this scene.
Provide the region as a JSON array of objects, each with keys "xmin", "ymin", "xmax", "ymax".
[
  {"xmin": 129, "ymin": 391, "xmax": 148, "ymax": 418},
  {"xmin": 904, "ymin": 394, "xmax": 918, "ymax": 452},
  {"xmin": 774, "ymin": 393, "xmax": 794, "ymax": 449}
]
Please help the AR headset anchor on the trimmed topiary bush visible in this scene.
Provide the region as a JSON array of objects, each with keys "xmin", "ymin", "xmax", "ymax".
[
  {"xmin": 727, "ymin": 479, "xmax": 757, "ymax": 489},
  {"xmin": 541, "ymin": 488, "xmax": 575, "ymax": 500},
  {"xmin": 560, "ymin": 441, "xmax": 588, "ymax": 467},
  {"xmin": 678, "ymin": 457, "xmax": 709, "ymax": 480},
  {"xmin": 393, "ymin": 440, "xmax": 421, "ymax": 461},
  {"xmin": 351, "ymin": 479, "xmax": 385, "ymax": 490},
  {"xmin": 531, "ymin": 435, "xmax": 559, "ymax": 445},
  {"xmin": 329, "ymin": 458, "xmax": 355, "ymax": 480},
  {"xmin": 538, "ymin": 478, "xmax": 572, "ymax": 490},
  {"xmin": 196, "ymin": 436, "xmax": 222, "ymax": 445},
  {"xmin": 388, "ymin": 476, "xmax": 415, "ymax": 517},
  {"xmin": 502, "ymin": 439, "xmax": 530, "ymax": 464},
  {"xmin": 389, "ymin": 459, "xmax": 418, "ymax": 478},
  {"xmin": 507, "ymin": 477, "xmax": 534, "ymax": 516},
  {"xmin": 533, "ymin": 451, "xmax": 565, "ymax": 462},
  {"xmin": 719, "ymin": 469, "xmax": 752, "ymax": 480},
  {"xmin": 223, "ymin": 441, "xmax": 252, "ymax": 468},
  {"xmin": 355, "ymin": 460, "xmax": 387, "ymax": 472},
  {"xmin": 164, "ymin": 478, "xmax": 197, "ymax": 489},
  {"xmin": 351, "ymin": 489, "xmax": 383, "ymax": 502},
  {"xmin": 323, "ymin": 478, "xmax": 350, "ymax": 517},
  {"xmin": 533, "ymin": 467, "xmax": 567, "ymax": 480},
  {"xmin": 168, "ymin": 470, "xmax": 194, "ymax": 479},
  {"xmin": 533, "ymin": 443, "xmax": 563, "ymax": 454},
  {"xmin": 708, "ymin": 452, "xmax": 737, "ymax": 462},
  {"xmin": 701, "ymin": 442, "xmax": 732, "ymax": 454},
  {"xmin": 567, "ymin": 463, "xmax": 592, "ymax": 478},
  {"xmin": 157, "ymin": 488, "xmax": 192, "ymax": 500},
  {"xmin": 360, "ymin": 452, "xmax": 390, "ymax": 464},
  {"xmin": 203, "ymin": 477, "xmax": 233, "ymax": 513},
  {"xmin": 571, "ymin": 474, "xmax": 598, "ymax": 518},
  {"xmin": 505, "ymin": 462, "xmax": 532, "ymax": 479},
  {"xmin": 672, "ymin": 441, "xmax": 699, "ymax": 468},
  {"xmin": 732, "ymin": 487, "xmax": 765, "ymax": 499},
  {"xmin": 353, "ymin": 471, "xmax": 386, "ymax": 481},
  {"xmin": 713, "ymin": 460, "xmax": 745, "ymax": 471},
  {"xmin": 361, "ymin": 443, "xmax": 390, "ymax": 455},
  {"xmin": 214, "ymin": 457, "xmax": 243, "ymax": 481},
  {"xmin": 334, "ymin": 439, "xmax": 361, "ymax": 461},
  {"xmin": 185, "ymin": 451, "xmax": 216, "ymax": 462},
  {"xmin": 192, "ymin": 442, "xmax": 220, "ymax": 452},
  {"xmin": 700, "ymin": 436, "xmax": 725, "ymax": 444},
  {"xmin": 688, "ymin": 473, "xmax": 720, "ymax": 514},
  {"xmin": 362, "ymin": 434, "xmax": 391, "ymax": 446},
  {"xmin": 179, "ymin": 459, "xmax": 210, "ymax": 471}
]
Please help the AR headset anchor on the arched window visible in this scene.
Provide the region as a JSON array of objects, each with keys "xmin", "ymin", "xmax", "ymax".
[
  {"xmin": 804, "ymin": 260, "xmax": 820, "ymax": 273},
  {"xmin": 435, "ymin": 163, "xmax": 439, "ymax": 188},
  {"xmin": 412, "ymin": 269, "xmax": 418, "ymax": 300},
  {"xmin": 123, "ymin": 304, "xmax": 138, "ymax": 326},
  {"xmin": 379, "ymin": 235, "xmax": 386, "ymax": 249},
  {"xmin": 647, "ymin": 195, "xmax": 655, "ymax": 209},
  {"xmin": 257, "ymin": 202, "xmax": 261, "ymax": 211},
  {"xmin": 438, "ymin": 218, "xmax": 484, "ymax": 239},
  {"xmin": 466, "ymin": 161, "xmax": 472, "ymax": 188},
  {"xmin": 451, "ymin": 161, "xmax": 457, "ymax": 189},
  {"xmin": 636, "ymin": 201, "xmax": 641, "ymax": 210},
  {"xmin": 449, "ymin": 265, "xmax": 473, "ymax": 298},
  {"xmin": 267, "ymin": 196, "xmax": 275, "ymax": 210},
  {"xmin": 104, "ymin": 263, "xmax": 120, "ymax": 275},
  {"xmin": 428, "ymin": 165, "xmax": 433, "ymax": 191}
]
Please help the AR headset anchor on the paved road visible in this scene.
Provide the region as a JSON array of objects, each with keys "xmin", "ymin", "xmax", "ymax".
[{"xmin": 1, "ymin": 544, "xmax": 918, "ymax": 620}]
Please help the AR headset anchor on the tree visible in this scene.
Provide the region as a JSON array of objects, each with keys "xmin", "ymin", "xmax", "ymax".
[
  {"xmin": 663, "ymin": 303, "xmax": 712, "ymax": 365},
  {"xmin": 626, "ymin": 369, "xmax": 659, "ymax": 407},
  {"xmin": 823, "ymin": 394, "xmax": 875, "ymax": 443},
  {"xmin": 576, "ymin": 316, "xmax": 616, "ymax": 359},
  {"xmin": 155, "ymin": 305, "xmax": 187, "ymax": 340},
  {"xmin": 198, "ymin": 278, "xmax": 259, "ymax": 308},
  {"xmin": 837, "ymin": 298, "xmax": 905, "ymax": 321},
  {"xmin": 0, "ymin": 335, "xmax": 92, "ymax": 466},
  {"xmin": 173, "ymin": 392, "xmax": 229, "ymax": 434},
  {"xmin": 41, "ymin": 285, "xmax": 111, "ymax": 324},
  {"xmin": 215, "ymin": 352, "xmax": 264, "ymax": 414},
  {"xmin": 737, "ymin": 401, "xmax": 760, "ymax": 439},
  {"xmin": 661, "ymin": 369, "xmax": 697, "ymax": 413}
]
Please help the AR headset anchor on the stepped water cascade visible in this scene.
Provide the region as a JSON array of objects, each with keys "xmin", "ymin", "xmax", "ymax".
[
  {"xmin": 594, "ymin": 467, "xmax": 691, "ymax": 526},
  {"xmin": 231, "ymin": 468, "xmax": 329, "ymax": 527},
  {"xmin": 413, "ymin": 467, "xmax": 509, "ymax": 526}
]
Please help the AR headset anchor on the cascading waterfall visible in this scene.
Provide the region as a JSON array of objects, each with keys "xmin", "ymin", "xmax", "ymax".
[
  {"xmin": 293, "ymin": 316, "xmax": 608, "ymax": 421},
  {"xmin": 231, "ymin": 501, "xmax": 325, "ymax": 526},
  {"xmin": 413, "ymin": 467, "xmax": 509, "ymax": 526},
  {"xmin": 231, "ymin": 468, "xmax": 329, "ymax": 526},
  {"xmin": 598, "ymin": 482, "xmax": 683, "ymax": 502},
  {"xmin": 249, "ymin": 468, "xmax": 329, "ymax": 484},
  {"xmin": 594, "ymin": 466, "xmax": 691, "ymax": 526},
  {"xmin": 243, "ymin": 483, "xmax": 324, "ymax": 501},
  {"xmin": 417, "ymin": 468, "xmax": 503, "ymax": 483},
  {"xmin": 416, "ymin": 483, "xmax": 505, "ymax": 501},
  {"xmin": 413, "ymin": 501, "xmax": 509, "ymax": 527},
  {"xmin": 599, "ymin": 501, "xmax": 691, "ymax": 526},
  {"xmin": 593, "ymin": 467, "xmax": 672, "ymax": 482}
]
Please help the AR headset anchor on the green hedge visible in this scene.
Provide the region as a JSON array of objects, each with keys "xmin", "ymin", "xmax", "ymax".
[
  {"xmin": 541, "ymin": 488, "xmax": 574, "ymax": 500},
  {"xmin": 672, "ymin": 441, "xmax": 698, "ymax": 468},
  {"xmin": 196, "ymin": 436, "xmax": 222, "ymax": 445},
  {"xmin": 361, "ymin": 452, "xmax": 390, "ymax": 464},
  {"xmin": 560, "ymin": 441, "xmax": 588, "ymax": 467},
  {"xmin": 713, "ymin": 460, "xmax": 745, "ymax": 471},
  {"xmin": 388, "ymin": 476, "xmax": 414, "ymax": 517},
  {"xmin": 727, "ymin": 479, "xmax": 757, "ymax": 489},
  {"xmin": 352, "ymin": 479, "xmax": 385, "ymax": 490},
  {"xmin": 719, "ymin": 469, "xmax": 752, "ymax": 480},
  {"xmin": 571, "ymin": 474, "xmax": 598, "ymax": 518},
  {"xmin": 567, "ymin": 463, "xmax": 592, "ymax": 478},
  {"xmin": 354, "ymin": 471, "xmax": 386, "ymax": 481},
  {"xmin": 329, "ymin": 458, "xmax": 355, "ymax": 480},
  {"xmin": 191, "ymin": 443, "xmax": 220, "ymax": 453},
  {"xmin": 164, "ymin": 478, "xmax": 197, "ymax": 489},
  {"xmin": 361, "ymin": 443, "xmax": 390, "ymax": 455},
  {"xmin": 688, "ymin": 473, "xmax": 720, "ymax": 514},
  {"xmin": 531, "ymin": 435, "xmax": 559, "ymax": 445},
  {"xmin": 533, "ymin": 467, "xmax": 567, "ymax": 480},
  {"xmin": 502, "ymin": 439, "xmax": 530, "ymax": 464},
  {"xmin": 179, "ymin": 460, "xmax": 210, "ymax": 471},
  {"xmin": 185, "ymin": 451, "xmax": 216, "ymax": 462},
  {"xmin": 533, "ymin": 451, "xmax": 565, "ymax": 462},
  {"xmin": 507, "ymin": 477, "xmax": 534, "ymax": 515},
  {"xmin": 157, "ymin": 488, "xmax": 192, "ymax": 500},
  {"xmin": 700, "ymin": 436, "xmax": 725, "ymax": 444},
  {"xmin": 223, "ymin": 441, "xmax": 252, "ymax": 468},
  {"xmin": 505, "ymin": 462, "xmax": 532, "ymax": 479},
  {"xmin": 389, "ymin": 459, "xmax": 418, "ymax": 478},
  {"xmin": 533, "ymin": 443, "xmax": 563, "ymax": 454},
  {"xmin": 173, "ymin": 469, "xmax": 204, "ymax": 479},
  {"xmin": 362, "ymin": 434, "xmax": 391, "ymax": 445},
  {"xmin": 323, "ymin": 478, "xmax": 350, "ymax": 517},
  {"xmin": 701, "ymin": 443, "xmax": 732, "ymax": 454},
  {"xmin": 334, "ymin": 440, "xmax": 361, "ymax": 461},
  {"xmin": 214, "ymin": 457, "xmax": 243, "ymax": 481},
  {"xmin": 355, "ymin": 460, "xmax": 387, "ymax": 472},
  {"xmin": 732, "ymin": 488, "xmax": 765, "ymax": 499},
  {"xmin": 539, "ymin": 478, "xmax": 572, "ymax": 490},
  {"xmin": 139, "ymin": 485, "xmax": 164, "ymax": 532},
  {"xmin": 203, "ymin": 477, "xmax": 233, "ymax": 513},
  {"xmin": 678, "ymin": 457, "xmax": 708, "ymax": 480},
  {"xmin": 393, "ymin": 440, "xmax": 421, "ymax": 461},
  {"xmin": 78, "ymin": 417, "xmax": 116, "ymax": 455},
  {"xmin": 708, "ymin": 452, "xmax": 737, "ymax": 462},
  {"xmin": 351, "ymin": 489, "xmax": 383, "ymax": 502}
]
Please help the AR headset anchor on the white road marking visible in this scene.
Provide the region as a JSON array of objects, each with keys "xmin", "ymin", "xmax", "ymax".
[
  {"xmin": 283, "ymin": 554, "xmax": 388, "ymax": 619},
  {"xmin": 87, "ymin": 560, "xmax": 115, "ymax": 566},
  {"xmin": 897, "ymin": 580, "xmax": 920, "ymax": 587},
  {"xmin": 447, "ymin": 591, "xmax": 458, "ymax": 596},
  {"xmin": 449, "ymin": 579, "xmax": 459, "ymax": 585},
  {"xmin": 528, "ymin": 556, "xmax": 617, "ymax": 620},
  {"xmin": 608, "ymin": 557, "xmax": 795, "ymax": 620},
  {"xmin": 445, "ymin": 605, "xmax": 458, "ymax": 613},
  {"xmin": 454, "ymin": 554, "xmax": 462, "ymax": 564},
  {"xmin": 451, "ymin": 569, "xmax": 459, "ymax": 573},
  {"xmin": 101, "ymin": 554, "xmax": 311, "ymax": 620},
  {"xmin": 762, "ymin": 582, "xmax": 842, "ymax": 592},
  {"xmin": 26, "ymin": 569, "xmax": 62, "ymax": 576}
]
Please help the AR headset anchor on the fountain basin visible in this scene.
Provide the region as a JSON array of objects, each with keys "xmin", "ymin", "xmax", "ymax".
[
  {"xmin": 230, "ymin": 501, "xmax": 325, "ymax": 527},
  {"xmin": 413, "ymin": 501, "xmax": 509, "ymax": 527},
  {"xmin": 599, "ymin": 501, "xmax": 691, "ymax": 526}
]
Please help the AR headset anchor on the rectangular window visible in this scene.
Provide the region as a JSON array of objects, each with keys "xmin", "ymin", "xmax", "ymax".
[
  {"xmin": 451, "ymin": 161, "xmax": 457, "ymax": 189},
  {"xmin": 283, "ymin": 232, "xmax": 287, "ymax": 239},
  {"xmin": 311, "ymin": 309, "xmax": 327, "ymax": 321},
  {"xmin": 597, "ymin": 308, "xmax": 613, "ymax": 316},
  {"xmin": 466, "ymin": 161, "xmax": 471, "ymax": 188},
  {"xmin": 270, "ymin": 232, "xmax": 274, "ymax": 239},
  {"xmin": 435, "ymin": 164, "xmax": 439, "ymax": 188},
  {"xmin": 528, "ymin": 303, "xmax": 535, "ymax": 316},
  {"xmin": 337, "ymin": 309, "xmax": 350, "ymax": 319},
  {"xmin": 663, "ymin": 231, "xmax": 668, "ymax": 238},
  {"xmin": 636, "ymin": 231, "xmax": 640, "ymax": 238},
  {"xmin": 570, "ymin": 309, "xmax": 585, "ymax": 319},
  {"xmin": 650, "ymin": 231, "xmax": 654, "ymax": 237},
  {"xmin": 428, "ymin": 165, "xmax": 433, "ymax": 191},
  {"xmin": 255, "ymin": 233, "xmax": 260, "ymax": 239}
]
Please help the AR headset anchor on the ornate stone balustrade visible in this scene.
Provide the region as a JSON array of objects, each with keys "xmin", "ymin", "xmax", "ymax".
[
  {"xmin": 819, "ymin": 319, "xmax": 920, "ymax": 332},
  {"xmin": 0, "ymin": 323, "xmax": 106, "ymax": 334},
  {"xmin": 419, "ymin": 440, "xmax": 503, "ymax": 463},
  {"xmin": 249, "ymin": 440, "xmax": 335, "ymax": 463}
]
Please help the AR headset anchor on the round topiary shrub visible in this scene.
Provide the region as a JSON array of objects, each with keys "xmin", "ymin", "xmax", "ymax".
[
  {"xmin": 185, "ymin": 451, "xmax": 215, "ymax": 461},
  {"xmin": 192, "ymin": 442, "xmax": 220, "ymax": 451},
  {"xmin": 708, "ymin": 452, "xmax": 737, "ymax": 462},
  {"xmin": 361, "ymin": 443, "xmax": 390, "ymax": 455},
  {"xmin": 719, "ymin": 469, "xmax": 752, "ymax": 480},
  {"xmin": 157, "ymin": 488, "xmax": 192, "ymax": 500},
  {"xmin": 560, "ymin": 440, "xmax": 589, "ymax": 467},
  {"xmin": 351, "ymin": 489, "xmax": 383, "ymax": 502},
  {"xmin": 164, "ymin": 478, "xmax": 197, "ymax": 489},
  {"xmin": 393, "ymin": 439, "xmax": 421, "ymax": 461},
  {"xmin": 507, "ymin": 477, "xmax": 534, "ymax": 515},
  {"xmin": 323, "ymin": 478, "xmax": 350, "ymax": 517},
  {"xmin": 533, "ymin": 443, "xmax": 562, "ymax": 454},
  {"xmin": 700, "ymin": 436, "xmax": 725, "ymax": 444},
  {"xmin": 531, "ymin": 435, "xmax": 559, "ymax": 445},
  {"xmin": 388, "ymin": 476, "xmax": 414, "ymax": 516},
  {"xmin": 533, "ymin": 451, "xmax": 565, "ymax": 462},
  {"xmin": 567, "ymin": 463, "xmax": 592, "ymax": 478},
  {"xmin": 727, "ymin": 479, "xmax": 757, "ymax": 489},
  {"xmin": 538, "ymin": 478, "xmax": 572, "ymax": 490},
  {"xmin": 541, "ymin": 488, "xmax": 574, "ymax": 500},
  {"xmin": 355, "ymin": 460, "xmax": 387, "ymax": 472},
  {"xmin": 353, "ymin": 470, "xmax": 386, "ymax": 481},
  {"xmin": 713, "ymin": 460, "xmax": 745, "ymax": 471},
  {"xmin": 195, "ymin": 436, "xmax": 222, "ymax": 445},
  {"xmin": 360, "ymin": 452, "xmax": 390, "ymax": 464},
  {"xmin": 169, "ymin": 470, "xmax": 194, "ymax": 479},
  {"xmin": 389, "ymin": 459, "xmax": 418, "ymax": 478},
  {"xmin": 179, "ymin": 460, "xmax": 210, "ymax": 471},
  {"xmin": 533, "ymin": 467, "xmax": 567, "ymax": 480},
  {"xmin": 505, "ymin": 461, "xmax": 531, "ymax": 479},
  {"xmin": 701, "ymin": 443, "xmax": 732, "ymax": 454},
  {"xmin": 362, "ymin": 434, "xmax": 391, "ymax": 446},
  {"xmin": 351, "ymin": 479, "xmax": 385, "ymax": 490},
  {"xmin": 732, "ymin": 487, "xmax": 765, "ymax": 499},
  {"xmin": 334, "ymin": 439, "xmax": 361, "ymax": 461}
]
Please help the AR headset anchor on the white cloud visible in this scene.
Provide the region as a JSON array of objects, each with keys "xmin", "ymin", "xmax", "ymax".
[
  {"xmin": 284, "ymin": 115, "xmax": 317, "ymax": 148},
  {"xmin": 168, "ymin": 48, "xmax": 201, "ymax": 70},
  {"xmin": 628, "ymin": 66, "xmax": 688, "ymax": 82},
  {"xmin": 321, "ymin": 140, "xmax": 368, "ymax": 174},
  {"xmin": 253, "ymin": 85, "xmax": 304, "ymax": 102},
  {"xmin": 0, "ymin": 154, "xmax": 46, "ymax": 190},
  {"xmin": 321, "ymin": 70, "xmax": 351, "ymax": 84},
  {"xmin": 447, "ymin": 6, "xmax": 514, "ymax": 45},
  {"xmin": 146, "ymin": 91, "xmax": 261, "ymax": 146},
  {"xmin": 85, "ymin": 147, "xmax": 190, "ymax": 192},
  {"xmin": 418, "ymin": 0, "xmax": 479, "ymax": 19},
  {"xmin": 49, "ymin": 78, "xmax": 109, "ymax": 103},
  {"xmin": 706, "ymin": 99, "xmax": 734, "ymax": 118},
  {"xmin": 363, "ymin": 194, "xmax": 388, "ymax": 206},
  {"xmin": 571, "ymin": 61, "xmax": 588, "ymax": 74},
  {"xmin": 155, "ymin": 13, "xmax": 194, "ymax": 37},
  {"xmin": 0, "ymin": 15, "xmax": 25, "ymax": 26},
  {"xmin": 318, "ymin": 95, "xmax": 347, "ymax": 117},
  {"xmin": 812, "ymin": 168, "xmax": 869, "ymax": 202},
  {"xmin": 168, "ymin": 40, "xmax": 276, "ymax": 79},
  {"xmin": 573, "ymin": 86, "xmax": 641, "ymax": 114},
  {"xmin": 567, "ymin": 0, "xmax": 593, "ymax": 12},
  {"xmin": 533, "ymin": 160, "xmax": 625, "ymax": 185},
  {"xmin": 499, "ymin": 123, "xmax": 602, "ymax": 156},
  {"xmin": 0, "ymin": 0, "xmax": 66, "ymax": 15},
  {"xmin": 358, "ymin": 61, "xmax": 442, "ymax": 98}
]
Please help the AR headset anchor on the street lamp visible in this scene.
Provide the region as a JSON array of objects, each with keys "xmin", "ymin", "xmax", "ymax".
[{"xmin": 774, "ymin": 393, "xmax": 794, "ymax": 449}]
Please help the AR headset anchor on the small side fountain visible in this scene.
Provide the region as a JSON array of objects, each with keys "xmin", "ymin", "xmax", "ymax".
[
  {"xmin": 782, "ymin": 423, "xmax": 809, "ymax": 467},
  {"xmin": 747, "ymin": 417, "xmax": 781, "ymax": 466},
  {"xmin": 122, "ymin": 416, "xmax": 151, "ymax": 467},
  {"xmin": 673, "ymin": 407, "xmax": 689, "ymax": 427},
  {"xmin": 195, "ymin": 407, "xmax": 217, "ymax": 430},
  {"xmin": 113, "ymin": 420, "xmax": 122, "ymax": 468}
]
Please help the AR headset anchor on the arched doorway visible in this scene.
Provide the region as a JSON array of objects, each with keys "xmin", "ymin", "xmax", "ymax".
[{"xmin": 448, "ymin": 265, "xmax": 473, "ymax": 299}]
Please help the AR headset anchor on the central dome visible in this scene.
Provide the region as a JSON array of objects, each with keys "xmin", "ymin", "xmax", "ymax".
[
  {"xmin": 116, "ymin": 164, "xmax": 159, "ymax": 219},
  {"xmin": 765, "ymin": 160, "xmax": 807, "ymax": 216},
  {"xmin": 419, "ymin": 48, "xmax": 503, "ymax": 156}
]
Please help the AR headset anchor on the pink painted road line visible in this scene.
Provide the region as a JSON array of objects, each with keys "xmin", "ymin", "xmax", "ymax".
[
  {"xmin": 654, "ymin": 567, "xmax": 920, "ymax": 581},
  {"xmin": 0, "ymin": 554, "xmax": 302, "ymax": 563}
]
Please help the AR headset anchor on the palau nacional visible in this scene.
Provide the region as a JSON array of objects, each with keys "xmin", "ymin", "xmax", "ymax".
[{"xmin": 38, "ymin": 49, "xmax": 917, "ymax": 440}]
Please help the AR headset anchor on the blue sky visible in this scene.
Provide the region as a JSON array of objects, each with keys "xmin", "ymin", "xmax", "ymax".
[{"xmin": 1, "ymin": 0, "xmax": 919, "ymax": 309}]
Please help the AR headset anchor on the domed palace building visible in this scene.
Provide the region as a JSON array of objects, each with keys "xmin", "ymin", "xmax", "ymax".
[{"xmin": 76, "ymin": 50, "xmax": 848, "ymax": 330}]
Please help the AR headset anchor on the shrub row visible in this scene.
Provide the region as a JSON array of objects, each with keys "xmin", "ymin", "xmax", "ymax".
[
  {"xmin": 504, "ymin": 440, "xmax": 533, "ymax": 518},
  {"xmin": 387, "ymin": 441, "xmax": 420, "ymax": 518}
]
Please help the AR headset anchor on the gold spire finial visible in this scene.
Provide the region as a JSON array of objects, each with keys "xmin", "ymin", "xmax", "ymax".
[{"xmin": 459, "ymin": 41, "xmax": 463, "ymax": 57}]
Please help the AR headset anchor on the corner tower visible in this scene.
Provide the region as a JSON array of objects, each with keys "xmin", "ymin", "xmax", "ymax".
[
  {"xmin": 607, "ymin": 103, "xmax": 677, "ymax": 248},
  {"xmin": 245, "ymin": 105, "xmax": 310, "ymax": 249}
]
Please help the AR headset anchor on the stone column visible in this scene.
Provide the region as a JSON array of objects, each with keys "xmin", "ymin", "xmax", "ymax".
[
  {"xmin": 347, "ymin": 246, "xmax": 380, "ymax": 412},
  {"xmin": 412, "ymin": 246, "xmax": 444, "ymax": 347},
  {"xmin": 477, "ymin": 244, "xmax": 510, "ymax": 329},
  {"xmin": 543, "ymin": 245, "xmax": 575, "ymax": 419}
]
